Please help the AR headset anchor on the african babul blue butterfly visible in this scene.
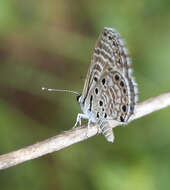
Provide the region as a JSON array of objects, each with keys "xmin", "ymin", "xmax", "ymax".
[{"xmin": 42, "ymin": 27, "xmax": 138, "ymax": 142}]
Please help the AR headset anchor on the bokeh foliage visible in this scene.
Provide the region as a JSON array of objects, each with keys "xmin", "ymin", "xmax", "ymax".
[{"xmin": 0, "ymin": 0, "xmax": 170, "ymax": 189}]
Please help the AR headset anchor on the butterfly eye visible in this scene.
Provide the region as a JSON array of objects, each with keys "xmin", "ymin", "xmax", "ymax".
[{"xmin": 76, "ymin": 94, "xmax": 81, "ymax": 103}]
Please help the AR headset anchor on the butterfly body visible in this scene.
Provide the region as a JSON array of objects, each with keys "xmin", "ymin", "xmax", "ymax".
[{"xmin": 75, "ymin": 27, "xmax": 138, "ymax": 142}]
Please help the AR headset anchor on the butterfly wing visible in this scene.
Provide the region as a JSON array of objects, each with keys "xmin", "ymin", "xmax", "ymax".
[
  {"xmin": 81, "ymin": 27, "xmax": 137, "ymax": 123},
  {"xmin": 79, "ymin": 27, "xmax": 138, "ymax": 142}
]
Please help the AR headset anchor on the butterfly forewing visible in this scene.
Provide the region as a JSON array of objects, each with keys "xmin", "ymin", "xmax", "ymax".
[{"xmin": 81, "ymin": 27, "xmax": 137, "ymax": 122}]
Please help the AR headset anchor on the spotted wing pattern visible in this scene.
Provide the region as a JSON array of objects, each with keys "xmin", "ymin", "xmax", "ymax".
[{"xmin": 80, "ymin": 27, "xmax": 138, "ymax": 142}]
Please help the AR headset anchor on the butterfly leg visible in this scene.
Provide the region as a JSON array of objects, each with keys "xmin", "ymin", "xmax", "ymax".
[
  {"xmin": 73, "ymin": 113, "xmax": 89, "ymax": 128},
  {"xmin": 100, "ymin": 121, "xmax": 115, "ymax": 143},
  {"xmin": 86, "ymin": 119, "xmax": 97, "ymax": 139},
  {"xmin": 87, "ymin": 119, "xmax": 93, "ymax": 133}
]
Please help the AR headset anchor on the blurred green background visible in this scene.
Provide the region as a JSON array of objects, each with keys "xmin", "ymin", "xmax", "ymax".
[{"xmin": 0, "ymin": 0, "xmax": 170, "ymax": 189}]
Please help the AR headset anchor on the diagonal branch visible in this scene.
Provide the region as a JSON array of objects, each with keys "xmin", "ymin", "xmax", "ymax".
[{"xmin": 0, "ymin": 92, "xmax": 170, "ymax": 170}]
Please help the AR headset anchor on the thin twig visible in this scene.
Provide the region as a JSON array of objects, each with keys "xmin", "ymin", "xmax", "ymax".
[{"xmin": 0, "ymin": 92, "xmax": 170, "ymax": 170}]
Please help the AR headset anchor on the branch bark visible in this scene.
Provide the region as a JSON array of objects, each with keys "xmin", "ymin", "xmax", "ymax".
[{"xmin": 0, "ymin": 92, "xmax": 170, "ymax": 170}]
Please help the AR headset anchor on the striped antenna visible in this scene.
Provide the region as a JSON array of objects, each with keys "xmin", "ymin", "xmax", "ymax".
[{"xmin": 42, "ymin": 87, "xmax": 80, "ymax": 96}]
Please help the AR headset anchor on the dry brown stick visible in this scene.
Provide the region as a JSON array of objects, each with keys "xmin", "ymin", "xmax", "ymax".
[{"xmin": 0, "ymin": 92, "xmax": 170, "ymax": 170}]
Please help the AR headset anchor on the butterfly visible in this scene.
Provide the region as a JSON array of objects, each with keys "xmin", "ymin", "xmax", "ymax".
[{"xmin": 42, "ymin": 27, "xmax": 138, "ymax": 143}]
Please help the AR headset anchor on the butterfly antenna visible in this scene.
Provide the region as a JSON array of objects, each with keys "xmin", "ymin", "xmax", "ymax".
[{"xmin": 42, "ymin": 87, "xmax": 80, "ymax": 96}]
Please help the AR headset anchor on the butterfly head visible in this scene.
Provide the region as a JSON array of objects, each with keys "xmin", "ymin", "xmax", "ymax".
[{"xmin": 76, "ymin": 94, "xmax": 82, "ymax": 103}]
